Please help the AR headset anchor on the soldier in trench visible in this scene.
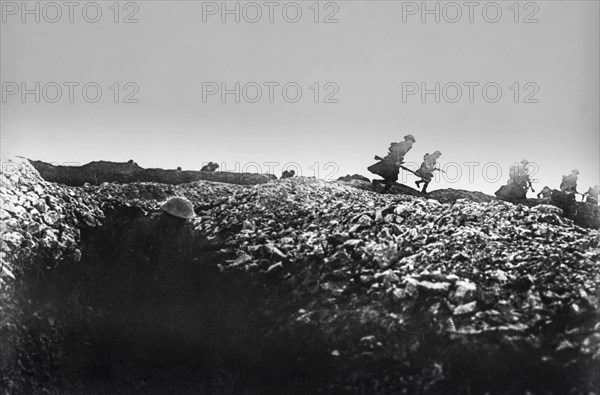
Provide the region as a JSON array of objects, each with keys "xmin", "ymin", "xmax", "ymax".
[
  {"xmin": 89, "ymin": 196, "xmax": 202, "ymax": 374},
  {"xmin": 114, "ymin": 197, "xmax": 200, "ymax": 304}
]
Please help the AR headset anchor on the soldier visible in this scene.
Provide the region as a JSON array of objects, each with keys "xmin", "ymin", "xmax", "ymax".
[
  {"xmin": 121, "ymin": 197, "xmax": 197, "ymax": 301},
  {"xmin": 507, "ymin": 159, "xmax": 533, "ymax": 190},
  {"xmin": 201, "ymin": 162, "xmax": 219, "ymax": 172},
  {"xmin": 281, "ymin": 170, "xmax": 296, "ymax": 179},
  {"xmin": 560, "ymin": 169, "xmax": 580, "ymax": 194},
  {"xmin": 368, "ymin": 134, "xmax": 416, "ymax": 192},
  {"xmin": 536, "ymin": 186, "xmax": 553, "ymax": 199},
  {"xmin": 495, "ymin": 160, "xmax": 534, "ymax": 201},
  {"xmin": 583, "ymin": 185, "xmax": 599, "ymax": 205},
  {"xmin": 414, "ymin": 151, "xmax": 442, "ymax": 193}
]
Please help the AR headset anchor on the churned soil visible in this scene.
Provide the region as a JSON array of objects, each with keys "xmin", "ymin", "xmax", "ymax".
[{"xmin": 1, "ymin": 157, "xmax": 599, "ymax": 394}]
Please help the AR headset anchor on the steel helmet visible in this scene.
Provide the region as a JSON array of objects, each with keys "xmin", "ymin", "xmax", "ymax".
[
  {"xmin": 160, "ymin": 197, "xmax": 195, "ymax": 219},
  {"xmin": 404, "ymin": 134, "xmax": 416, "ymax": 142},
  {"xmin": 521, "ymin": 159, "xmax": 529, "ymax": 164},
  {"xmin": 433, "ymin": 151, "xmax": 442, "ymax": 156},
  {"xmin": 572, "ymin": 169, "xmax": 580, "ymax": 174}
]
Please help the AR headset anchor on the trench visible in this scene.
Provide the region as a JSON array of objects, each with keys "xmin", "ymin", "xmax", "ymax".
[
  {"xmin": 6, "ymin": 207, "xmax": 599, "ymax": 394},
  {"xmin": 11, "ymin": 209, "xmax": 333, "ymax": 395}
]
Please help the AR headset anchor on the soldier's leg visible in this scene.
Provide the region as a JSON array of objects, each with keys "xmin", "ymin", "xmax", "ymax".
[
  {"xmin": 383, "ymin": 179, "xmax": 394, "ymax": 193},
  {"xmin": 421, "ymin": 181, "xmax": 430, "ymax": 193},
  {"xmin": 372, "ymin": 179, "xmax": 383, "ymax": 192}
]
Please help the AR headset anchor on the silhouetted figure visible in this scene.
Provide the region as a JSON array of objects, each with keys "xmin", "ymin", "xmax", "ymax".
[
  {"xmin": 495, "ymin": 159, "xmax": 533, "ymax": 201},
  {"xmin": 583, "ymin": 185, "xmax": 599, "ymax": 205},
  {"xmin": 120, "ymin": 197, "xmax": 196, "ymax": 301},
  {"xmin": 368, "ymin": 134, "xmax": 416, "ymax": 192},
  {"xmin": 560, "ymin": 169, "xmax": 579, "ymax": 194},
  {"xmin": 508, "ymin": 159, "xmax": 533, "ymax": 190},
  {"xmin": 201, "ymin": 162, "xmax": 219, "ymax": 172},
  {"xmin": 415, "ymin": 151, "xmax": 442, "ymax": 193},
  {"xmin": 537, "ymin": 186, "xmax": 553, "ymax": 199},
  {"xmin": 281, "ymin": 170, "xmax": 296, "ymax": 179}
]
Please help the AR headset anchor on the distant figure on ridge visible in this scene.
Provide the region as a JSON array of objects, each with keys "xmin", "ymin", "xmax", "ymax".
[
  {"xmin": 560, "ymin": 169, "xmax": 579, "ymax": 194},
  {"xmin": 368, "ymin": 134, "xmax": 416, "ymax": 192},
  {"xmin": 414, "ymin": 151, "xmax": 442, "ymax": 193},
  {"xmin": 495, "ymin": 159, "xmax": 534, "ymax": 201},
  {"xmin": 281, "ymin": 170, "xmax": 296, "ymax": 179},
  {"xmin": 583, "ymin": 185, "xmax": 599, "ymax": 205},
  {"xmin": 201, "ymin": 162, "xmax": 219, "ymax": 172},
  {"xmin": 537, "ymin": 186, "xmax": 553, "ymax": 199}
]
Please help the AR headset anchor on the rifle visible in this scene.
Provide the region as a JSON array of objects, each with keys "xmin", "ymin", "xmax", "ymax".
[{"xmin": 374, "ymin": 156, "xmax": 443, "ymax": 178}]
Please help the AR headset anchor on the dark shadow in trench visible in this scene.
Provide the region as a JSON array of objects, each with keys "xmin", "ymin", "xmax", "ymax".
[{"xmin": 18, "ymin": 206, "xmax": 332, "ymax": 394}]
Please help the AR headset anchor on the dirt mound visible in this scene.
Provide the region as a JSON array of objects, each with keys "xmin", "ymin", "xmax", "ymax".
[
  {"xmin": 28, "ymin": 158, "xmax": 277, "ymax": 187},
  {"xmin": 1, "ymin": 157, "xmax": 599, "ymax": 394}
]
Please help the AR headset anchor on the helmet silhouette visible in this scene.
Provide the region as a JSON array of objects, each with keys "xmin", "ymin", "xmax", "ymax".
[
  {"xmin": 160, "ymin": 197, "xmax": 195, "ymax": 219},
  {"xmin": 404, "ymin": 134, "xmax": 416, "ymax": 142}
]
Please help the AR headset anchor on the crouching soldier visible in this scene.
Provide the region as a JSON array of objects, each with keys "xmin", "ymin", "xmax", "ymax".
[
  {"xmin": 560, "ymin": 169, "xmax": 580, "ymax": 195},
  {"xmin": 537, "ymin": 186, "xmax": 553, "ymax": 199},
  {"xmin": 583, "ymin": 185, "xmax": 600, "ymax": 205},
  {"xmin": 120, "ymin": 197, "xmax": 198, "ymax": 302},
  {"xmin": 201, "ymin": 162, "xmax": 219, "ymax": 172},
  {"xmin": 281, "ymin": 170, "xmax": 296, "ymax": 179},
  {"xmin": 495, "ymin": 159, "xmax": 533, "ymax": 201}
]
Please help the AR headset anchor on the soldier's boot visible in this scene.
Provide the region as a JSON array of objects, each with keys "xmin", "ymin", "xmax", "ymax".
[{"xmin": 383, "ymin": 181, "xmax": 394, "ymax": 193}]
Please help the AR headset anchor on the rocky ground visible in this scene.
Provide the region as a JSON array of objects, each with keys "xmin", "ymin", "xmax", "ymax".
[{"xmin": 1, "ymin": 157, "xmax": 599, "ymax": 394}]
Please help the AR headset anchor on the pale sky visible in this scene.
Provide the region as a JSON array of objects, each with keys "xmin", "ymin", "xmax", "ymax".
[{"xmin": 1, "ymin": 1, "xmax": 598, "ymax": 194}]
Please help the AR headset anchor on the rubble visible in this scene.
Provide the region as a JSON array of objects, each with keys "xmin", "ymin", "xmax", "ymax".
[
  {"xmin": 1, "ymin": 157, "xmax": 599, "ymax": 394},
  {"xmin": 453, "ymin": 301, "xmax": 478, "ymax": 315},
  {"xmin": 450, "ymin": 280, "xmax": 477, "ymax": 303}
]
